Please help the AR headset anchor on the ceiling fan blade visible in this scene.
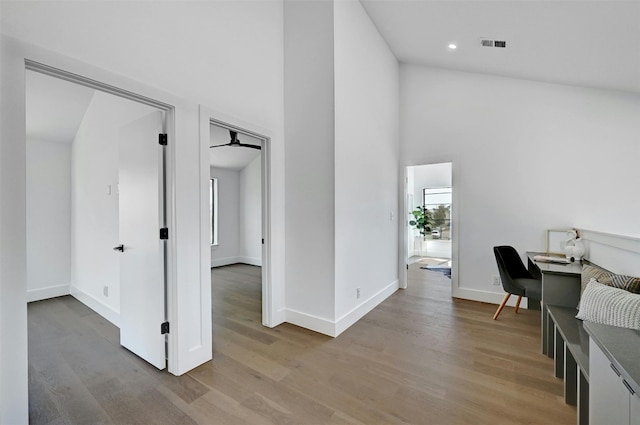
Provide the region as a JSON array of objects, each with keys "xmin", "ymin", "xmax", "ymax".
[
  {"xmin": 237, "ymin": 143, "xmax": 262, "ymax": 150},
  {"xmin": 209, "ymin": 143, "xmax": 232, "ymax": 148}
]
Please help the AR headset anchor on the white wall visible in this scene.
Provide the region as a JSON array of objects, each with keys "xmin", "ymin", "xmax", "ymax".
[
  {"xmin": 239, "ymin": 156, "xmax": 262, "ymax": 266},
  {"xmin": 333, "ymin": 0, "xmax": 400, "ymax": 329},
  {"xmin": 1, "ymin": 4, "xmax": 285, "ymax": 413},
  {"xmin": 284, "ymin": 0, "xmax": 336, "ymax": 327},
  {"xmin": 401, "ymin": 65, "xmax": 640, "ymax": 304},
  {"xmin": 0, "ymin": 35, "xmax": 29, "ymax": 425},
  {"xmin": 26, "ymin": 139, "xmax": 72, "ymax": 301},
  {"xmin": 412, "ymin": 162, "xmax": 452, "ymax": 206},
  {"xmin": 210, "ymin": 158, "xmax": 261, "ymax": 268},
  {"xmin": 209, "ymin": 166, "xmax": 240, "ymax": 267},
  {"xmin": 579, "ymin": 230, "xmax": 640, "ymax": 278},
  {"xmin": 282, "ymin": 0, "xmax": 400, "ymax": 335},
  {"xmin": 71, "ymin": 91, "xmax": 157, "ymax": 325}
]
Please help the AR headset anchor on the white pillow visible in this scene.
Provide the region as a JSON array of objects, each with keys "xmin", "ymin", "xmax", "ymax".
[{"xmin": 576, "ymin": 278, "xmax": 640, "ymax": 330}]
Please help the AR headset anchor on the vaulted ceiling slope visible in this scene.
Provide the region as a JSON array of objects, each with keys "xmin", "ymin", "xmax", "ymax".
[
  {"xmin": 360, "ymin": 0, "xmax": 640, "ymax": 94},
  {"xmin": 26, "ymin": 70, "xmax": 95, "ymax": 144}
]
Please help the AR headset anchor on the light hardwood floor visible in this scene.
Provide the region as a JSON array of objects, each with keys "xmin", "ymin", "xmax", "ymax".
[{"xmin": 28, "ymin": 263, "xmax": 575, "ymax": 424}]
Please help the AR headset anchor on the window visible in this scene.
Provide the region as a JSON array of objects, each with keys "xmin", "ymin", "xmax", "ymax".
[
  {"xmin": 210, "ymin": 178, "xmax": 218, "ymax": 245},
  {"xmin": 423, "ymin": 187, "xmax": 452, "ymax": 240}
]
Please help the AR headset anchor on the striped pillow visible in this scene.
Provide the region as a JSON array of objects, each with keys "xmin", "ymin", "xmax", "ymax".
[
  {"xmin": 611, "ymin": 273, "xmax": 640, "ymax": 294},
  {"xmin": 581, "ymin": 264, "xmax": 640, "ymax": 294},
  {"xmin": 576, "ymin": 279, "xmax": 640, "ymax": 330},
  {"xmin": 581, "ymin": 264, "xmax": 612, "ymax": 293}
]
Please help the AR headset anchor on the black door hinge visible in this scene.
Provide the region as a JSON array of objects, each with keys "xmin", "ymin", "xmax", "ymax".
[
  {"xmin": 159, "ymin": 133, "xmax": 168, "ymax": 146},
  {"xmin": 160, "ymin": 228, "xmax": 169, "ymax": 240},
  {"xmin": 262, "ymin": 238, "xmax": 265, "ymax": 245},
  {"xmin": 161, "ymin": 321, "xmax": 170, "ymax": 335}
]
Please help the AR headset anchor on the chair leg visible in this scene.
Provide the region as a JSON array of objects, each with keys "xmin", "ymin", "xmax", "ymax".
[
  {"xmin": 514, "ymin": 296, "xmax": 522, "ymax": 314},
  {"xmin": 493, "ymin": 293, "xmax": 511, "ymax": 320}
]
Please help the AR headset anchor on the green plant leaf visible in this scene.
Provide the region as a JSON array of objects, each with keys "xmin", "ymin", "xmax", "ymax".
[{"xmin": 408, "ymin": 205, "xmax": 434, "ymax": 236}]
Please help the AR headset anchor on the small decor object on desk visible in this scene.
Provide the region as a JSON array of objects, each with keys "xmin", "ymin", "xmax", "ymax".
[
  {"xmin": 546, "ymin": 228, "xmax": 576, "ymax": 255},
  {"xmin": 563, "ymin": 229, "xmax": 585, "ymax": 262},
  {"xmin": 533, "ymin": 254, "xmax": 570, "ymax": 264}
]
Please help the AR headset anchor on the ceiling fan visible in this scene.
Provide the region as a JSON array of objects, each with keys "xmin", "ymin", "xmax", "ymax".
[{"xmin": 210, "ymin": 130, "xmax": 261, "ymax": 150}]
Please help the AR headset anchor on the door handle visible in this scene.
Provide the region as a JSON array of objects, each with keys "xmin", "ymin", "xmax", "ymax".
[
  {"xmin": 113, "ymin": 244, "xmax": 124, "ymax": 252},
  {"xmin": 623, "ymin": 379, "xmax": 636, "ymax": 395}
]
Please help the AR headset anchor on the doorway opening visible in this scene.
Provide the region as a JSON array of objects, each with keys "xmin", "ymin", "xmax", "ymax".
[
  {"xmin": 405, "ymin": 162, "xmax": 454, "ymax": 290},
  {"xmin": 25, "ymin": 60, "xmax": 175, "ymax": 378},
  {"xmin": 207, "ymin": 120, "xmax": 268, "ymax": 344}
]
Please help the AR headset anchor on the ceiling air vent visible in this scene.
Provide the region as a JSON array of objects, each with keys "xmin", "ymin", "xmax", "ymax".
[{"xmin": 480, "ymin": 38, "xmax": 507, "ymax": 48}]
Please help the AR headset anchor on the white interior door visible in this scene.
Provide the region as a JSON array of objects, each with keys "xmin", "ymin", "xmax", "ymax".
[{"xmin": 118, "ymin": 110, "xmax": 166, "ymax": 369}]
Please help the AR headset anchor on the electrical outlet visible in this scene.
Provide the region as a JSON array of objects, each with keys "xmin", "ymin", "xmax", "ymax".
[
  {"xmin": 103, "ymin": 286, "xmax": 109, "ymax": 297},
  {"xmin": 356, "ymin": 288, "xmax": 361, "ymax": 299},
  {"xmin": 492, "ymin": 276, "xmax": 501, "ymax": 286}
]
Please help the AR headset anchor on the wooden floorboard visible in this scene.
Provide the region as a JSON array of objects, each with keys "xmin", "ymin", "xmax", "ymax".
[{"xmin": 28, "ymin": 263, "xmax": 574, "ymax": 424}]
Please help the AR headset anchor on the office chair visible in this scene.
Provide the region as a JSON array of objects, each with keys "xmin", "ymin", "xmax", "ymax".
[{"xmin": 492, "ymin": 246, "xmax": 542, "ymax": 320}]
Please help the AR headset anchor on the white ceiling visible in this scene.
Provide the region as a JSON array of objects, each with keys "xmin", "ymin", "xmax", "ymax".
[
  {"xmin": 22, "ymin": 1, "xmax": 639, "ymax": 151},
  {"xmin": 26, "ymin": 70, "xmax": 95, "ymax": 144},
  {"xmin": 26, "ymin": 70, "xmax": 262, "ymax": 170},
  {"xmin": 209, "ymin": 124, "xmax": 262, "ymax": 171},
  {"xmin": 360, "ymin": 0, "xmax": 640, "ymax": 93}
]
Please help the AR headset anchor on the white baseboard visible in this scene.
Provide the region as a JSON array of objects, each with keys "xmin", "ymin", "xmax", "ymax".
[
  {"xmin": 211, "ymin": 256, "xmax": 243, "ymax": 268},
  {"xmin": 285, "ymin": 309, "xmax": 336, "ymax": 337},
  {"xmin": 285, "ymin": 279, "xmax": 400, "ymax": 337},
  {"xmin": 239, "ymin": 256, "xmax": 262, "ymax": 267},
  {"xmin": 70, "ymin": 285, "xmax": 121, "ymax": 327},
  {"xmin": 211, "ymin": 256, "xmax": 262, "ymax": 268},
  {"xmin": 335, "ymin": 280, "xmax": 399, "ymax": 336},
  {"xmin": 269, "ymin": 308, "xmax": 287, "ymax": 328},
  {"xmin": 452, "ymin": 286, "xmax": 530, "ymax": 309},
  {"xmin": 27, "ymin": 284, "xmax": 70, "ymax": 303}
]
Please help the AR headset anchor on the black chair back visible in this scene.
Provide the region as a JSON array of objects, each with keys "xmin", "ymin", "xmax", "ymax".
[{"xmin": 493, "ymin": 246, "xmax": 530, "ymax": 296}]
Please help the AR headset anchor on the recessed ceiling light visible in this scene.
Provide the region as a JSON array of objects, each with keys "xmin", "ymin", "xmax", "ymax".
[{"xmin": 448, "ymin": 43, "xmax": 457, "ymax": 50}]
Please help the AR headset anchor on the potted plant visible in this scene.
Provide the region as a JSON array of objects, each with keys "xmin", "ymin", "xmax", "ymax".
[
  {"xmin": 409, "ymin": 205, "xmax": 433, "ymax": 257},
  {"xmin": 409, "ymin": 205, "xmax": 432, "ymax": 239}
]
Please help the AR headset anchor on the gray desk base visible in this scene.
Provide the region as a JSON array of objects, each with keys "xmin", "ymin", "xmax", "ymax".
[
  {"xmin": 526, "ymin": 253, "xmax": 583, "ymax": 357},
  {"xmin": 540, "ymin": 273, "xmax": 582, "ymax": 356},
  {"xmin": 548, "ymin": 305, "xmax": 590, "ymax": 425}
]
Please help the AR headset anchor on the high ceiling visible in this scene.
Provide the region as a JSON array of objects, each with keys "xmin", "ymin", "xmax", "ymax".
[
  {"xmin": 360, "ymin": 0, "xmax": 640, "ymax": 93},
  {"xmin": 19, "ymin": 1, "xmax": 640, "ymax": 149}
]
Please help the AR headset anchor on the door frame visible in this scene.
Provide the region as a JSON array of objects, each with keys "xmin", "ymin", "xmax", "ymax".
[
  {"xmin": 199, "ymin": 106, "xmax": 274, "ymax": 327},
  {"xmin": 4, "ymin": 38, "xmax": 212, "ymax": 421},
  {"xmin": 400, "ymin": 161, "xmax": 459, "ymax": 298},
  {"xmin": 24, "ymin": 59, "xmax": 177, "ymax": 368}
]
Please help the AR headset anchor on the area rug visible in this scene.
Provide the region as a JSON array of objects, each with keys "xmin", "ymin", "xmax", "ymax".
[
  {"xmin": 416, "ymin": 257, "xmax": 450, "ymax": 266},
  {"xmin": 420, "ymin": 266, "xmax": 452, "ymax": 279}
]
